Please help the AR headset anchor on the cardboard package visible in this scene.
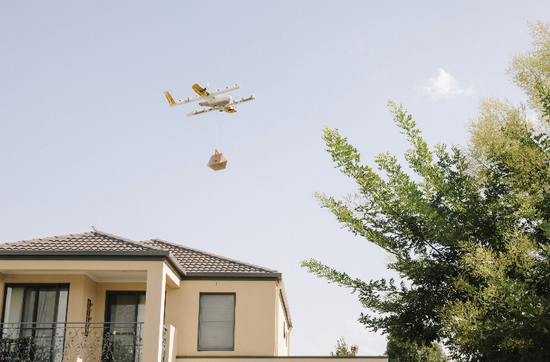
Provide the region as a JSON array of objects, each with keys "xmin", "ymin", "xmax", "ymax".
[{"xmin": 207, "ymin": 151, "xmax": 227, "ymax": 171}]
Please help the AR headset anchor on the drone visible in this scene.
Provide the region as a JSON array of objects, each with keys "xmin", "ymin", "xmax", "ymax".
[{"xmin": 164, "ymin": 83, "xmax": 255, "ymax": 117}]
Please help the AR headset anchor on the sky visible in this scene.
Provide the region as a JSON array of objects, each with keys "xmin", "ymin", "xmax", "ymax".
[{"xmin": 1, "ymin": 0, "xmax": 550, "ymax": 356}]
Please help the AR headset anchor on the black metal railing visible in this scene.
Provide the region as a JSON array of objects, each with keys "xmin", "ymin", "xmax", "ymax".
[
  {"xmin": 0, "ymin": 322, "xmax": 143, "ymax": 362},
  {"xmin": 161, "ymin": 326, "xmax": 168, "ymax": 362}
]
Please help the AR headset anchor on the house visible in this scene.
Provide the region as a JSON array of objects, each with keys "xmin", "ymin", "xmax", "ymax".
[{"xmin": 0, "ymin": 231, "xmax": 388, "ymax": 362}]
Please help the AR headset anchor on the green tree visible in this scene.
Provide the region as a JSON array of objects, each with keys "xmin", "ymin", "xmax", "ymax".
[
  {"xmin": 385, "ymin": 335, "xmax": 447, "ymax": 362},
  {"xmin": 331, "ymin": 337, "xmax": 358, "ymax": 356},
  {"xmin": 302, "ymin": 22, "xmax": 550, "ymax": 361},
  {"xmin": 508, "ymin": 21, "xmax": 550, "ymax": 118}
]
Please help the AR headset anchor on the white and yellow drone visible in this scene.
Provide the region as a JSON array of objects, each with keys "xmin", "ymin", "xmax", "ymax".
[{"xmin": 164, "ymin": 83, "xmax": 255, "ymax": 117}]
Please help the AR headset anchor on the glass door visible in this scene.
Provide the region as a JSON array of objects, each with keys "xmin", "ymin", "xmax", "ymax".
[
  {"xmin": 103, "ymin": 292, "xmax": 145, "ymax": 362},
  {"xmin": 1, "ymin": 284, "xmax": 69, "ymax": 362}
]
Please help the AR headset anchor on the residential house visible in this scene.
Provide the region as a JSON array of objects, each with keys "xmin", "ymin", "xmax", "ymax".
[{"xmin": 0, "ymin": 231, "xmax": 387, "ymax": 362}]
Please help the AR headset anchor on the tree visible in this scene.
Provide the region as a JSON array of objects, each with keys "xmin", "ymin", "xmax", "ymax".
[
  {"xmin": 507, "ymin": 21, "xmax": 550, "ymax": 118},
  {"xmin": 302, "ymin": 22, "xmax": 550, "ymax": 361},
  {"xmin": 385, "ymin": 335, "xmax": 447, "ymax": 362},
  {"xmin": 331, "ymin": 337, "xmax": 358, "ymax": 356}
]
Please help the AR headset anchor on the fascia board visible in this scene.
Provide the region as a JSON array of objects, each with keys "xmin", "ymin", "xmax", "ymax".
[
  {"xmin": 184, "ymin": 272, "xmax": 282, "ymax": 279},
  {"xmin": 0, "ymin": 251, "xmax": 187, "ymax": 279}
]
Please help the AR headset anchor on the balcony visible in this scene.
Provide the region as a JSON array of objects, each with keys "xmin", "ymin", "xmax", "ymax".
[{"xmin": 0, "ymin": 322, "xmax": 146, "ymax": 362}]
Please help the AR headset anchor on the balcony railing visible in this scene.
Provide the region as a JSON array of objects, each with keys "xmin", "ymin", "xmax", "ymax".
[{"xmin": 0, "ymin": 322, "xmax": 144, "ymax": 362}]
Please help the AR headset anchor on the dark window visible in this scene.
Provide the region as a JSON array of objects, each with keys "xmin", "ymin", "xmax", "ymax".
[
  {"xmin": 103, "ymin": 291, "xmax": 145, "ymax": 362},
  {"xmin": 198, "ymin": 293, "xmax": 235, "ymax": 351},
  {"xmin": 1, "ymin": 284, "xmax": 69, "ymax": 362}
]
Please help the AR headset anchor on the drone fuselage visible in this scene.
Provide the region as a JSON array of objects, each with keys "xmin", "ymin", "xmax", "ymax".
[
  {"xmin": 199, "ymin": 95, "xmax": 232, "ymax": 109},
  {"xmin": 164, "ymin": 83, "xmax": 255, "ymax": 117}
]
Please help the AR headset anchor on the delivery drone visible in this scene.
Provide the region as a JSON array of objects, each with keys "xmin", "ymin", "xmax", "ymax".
[{"xmin": 164, "ymin": 83, "xmax": 255, "ymax": 117}]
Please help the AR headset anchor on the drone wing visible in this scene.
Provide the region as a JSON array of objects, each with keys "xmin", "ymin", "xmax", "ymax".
[
  {"xmin": 164, "ymin": 91, "xmax": 201, "ymax": 107},
  {"xmin": 222, "ymin": 95, "xmax": 256, "ymax": 114},
  {"xmin": 228, "ymin": 95, "xmax": 256, "ymax": 106},
  {"xmin": 186, "ymin": 107, "xmax": 217, "ymax": 117},
  {"xmin": 208, "ymin": 84, "xmax": 240, "ymax": 97}
]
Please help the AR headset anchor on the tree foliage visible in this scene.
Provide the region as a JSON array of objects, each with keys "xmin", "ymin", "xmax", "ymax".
[
  {"xmin": 331, "ymin": 337, "xmax": 358, "ymax": 356},
  {"xmin": 508, "ymin": 21, "xmax": 550, "ymax": 118},
  {"xmin": 385, "ymin": 334, "xmax": 447, "ymax": 362},
  {"xmin": 302, "ymin": 22, "xmax": 550, "ymax": 361}
]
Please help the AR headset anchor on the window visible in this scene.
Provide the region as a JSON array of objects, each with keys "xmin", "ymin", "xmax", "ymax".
[
  {"xmin": 1, "ymin": 284, "xmax": 69, "ymax": 362},
  {"xmin": 198, "ymin": 293, "xmax": 235, "ymax": 351},
  {"xmin": 103, "ymin": 291, "xmax": 146, "ymax": 362}
]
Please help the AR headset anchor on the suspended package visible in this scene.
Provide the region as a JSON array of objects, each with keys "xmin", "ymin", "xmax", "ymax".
[{"xmin": 207, "ymin": 150, "xmax": 227, "ymax": 171}]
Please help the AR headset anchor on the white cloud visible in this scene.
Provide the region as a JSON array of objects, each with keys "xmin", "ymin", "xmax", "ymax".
[{"xmin": 416, "ymin": 68, "xmax": 473, "ymax": 99}]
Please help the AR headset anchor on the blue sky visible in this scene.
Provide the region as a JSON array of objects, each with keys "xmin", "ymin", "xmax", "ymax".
[{"xmin": 1, "ymin": 1, "xmax": 550, "ymax": 356}]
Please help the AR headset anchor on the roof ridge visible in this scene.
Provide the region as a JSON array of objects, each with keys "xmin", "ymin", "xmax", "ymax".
[
  {"xmin": 89, "ymin": 231, "xmax": 167, "ymax": 252},
  {"xmin": 3, "ymin": 232, "xmax": 91, "ymax": 245},
  {"xmin": 145, "ymin": 239, "xmax": 278, "ymax": 273}
]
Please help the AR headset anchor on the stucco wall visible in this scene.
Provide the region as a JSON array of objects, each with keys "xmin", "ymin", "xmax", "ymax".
[
  {"xmin": 0, "ymin": 273, "xmax": 150, "ymax": 323},
  {"xmin": 0, "ymin": 259, "xmax": 170, "ymax": 362},
  {"xmin": 0, "ymin": 259, "xmax": 157, "ymax": 323},
  {"xmin": 0, "ymin": 260, "xmax": 287, "ymax": 358},
  {"xmin": 166, "ymin": 279, "xmax": 279, "ymax": 356},
  {"xmin": 177, "ymin": 358, "xmax": 388, "ymax": 362},
  {"xmin": 0, "ymin": 273, "xmax": 94, "ymax": 323},
  {"xmin": 276, "ymin": 292, "xmax": 290, "ymax": 356}
]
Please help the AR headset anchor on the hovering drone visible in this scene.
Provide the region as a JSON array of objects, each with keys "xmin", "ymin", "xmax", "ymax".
[{"xmin": 164, "ymin": 83, "xmax": 255, "ymax": 117}]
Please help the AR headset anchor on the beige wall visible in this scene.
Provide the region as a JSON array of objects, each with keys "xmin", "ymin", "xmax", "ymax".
[
  {"xmin": 0, "ymin": 273, "xmax": 149, "ymax": 324},
  {"xmin": 0, "ymin": 259, "xmax": 291, "ymax": 359},
  {"xmin": 178, "ymin": 358, "xmax": 388, "ymax": 362},
  {"xmin": 276, "ymin": 292, "xmax": 290, "ymax": 356},
  {"xmin": 166, "ymin": 278, "xmax": 279, "ymax": 356},
  {"xmin": 0, "ymin": 259, "xmax": 157, "ymax": 324},
  {"xmin": 0, "ymin": 259, "xmax": 170, "ymax": 362},
  {"xmin": 0, "ymin": 273, "xmax": 98, "ymax": 324}
]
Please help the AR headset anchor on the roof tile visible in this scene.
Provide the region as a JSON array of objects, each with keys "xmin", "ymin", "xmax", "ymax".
[
  {"xmin": 0, "ymin": 231, "xmax": 162, "ymax": 253},
  {"xmin": 143, "ymin": 239, "xmax": 278, "ymax": 274},
  {"xmin": 0, "ymin": 232, "xmax": 279, "ymax": 275}
]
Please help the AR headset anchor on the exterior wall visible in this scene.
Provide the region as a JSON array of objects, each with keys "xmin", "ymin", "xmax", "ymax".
[
  {"xmin": 0, "ymin": 259, "xmax": 159, "ymax": 324},
  {"xmin": 177, "ymin": 358, "xmax": 388, "ymax": 362},
  {"xmin": 0, "ymin": 259, "xmax": 172, "ymax": 362},
  {"xmin": 0, "ymin": 259, "xmax": 290, "ymax": 360},
  {"xmin": 66, "ymin": 274, "xmax": 96, "ymax": 323},
  {"xmin": 0, "ymin": 273, "xmax": 148, "ymax": 324},
  {"xmin": 166, "ymin": 278, "xmax": 279, "ymax": 357},
  {"xmin": 276, "ymin": 293, "xmax": 290, "ymax": 356},
  {"xmin": 0, "ymin": 273, "xmax": 98, "ymax": 323},
  {"xmin": 0, "ymin": 275, "xmax": 3, "ymax": 324}
]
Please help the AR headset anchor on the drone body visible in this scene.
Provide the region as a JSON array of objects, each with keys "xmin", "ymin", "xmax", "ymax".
[{"xmin": 165, "ymin": 83, "xmax": 255, "ymax": 117}]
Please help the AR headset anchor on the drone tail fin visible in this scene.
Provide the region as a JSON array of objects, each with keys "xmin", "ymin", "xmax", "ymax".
[{"xmin": 164, "ymin": 91, "xmax": 176, "ymax": 106}]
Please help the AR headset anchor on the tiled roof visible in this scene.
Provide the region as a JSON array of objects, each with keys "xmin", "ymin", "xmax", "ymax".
[
  {"xmin": 0, "ymin": 231, "xmax": 279, "ymax": 276},
  {"xmin": 0, "ymin": 231, "xmax": 166, "ymax": 254},
  {"xmin": 143, "ymin": 239, "xmax": 278, "ymax": 275}
]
